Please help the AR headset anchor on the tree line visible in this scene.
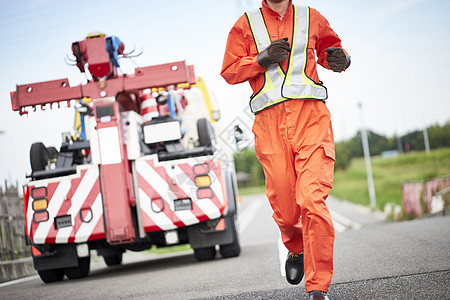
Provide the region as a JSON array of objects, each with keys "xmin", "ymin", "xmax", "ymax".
[
  {"xmin": 335, "ymin": 122, "xmax": 450, "ymax": 169},
  {"xmin": 233, "ymin": 122, "xmax": 450, "ymax": 187}
]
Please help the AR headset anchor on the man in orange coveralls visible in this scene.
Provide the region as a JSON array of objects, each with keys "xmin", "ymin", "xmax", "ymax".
[{"xmin": 221, "ymin": 0, "xmax": 350, "ymax": 299}]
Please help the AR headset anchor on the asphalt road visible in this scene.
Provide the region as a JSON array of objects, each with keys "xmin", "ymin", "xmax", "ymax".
[{"xmin": 1, "ymin": 194, "xmax": 449, "ymax": 299}]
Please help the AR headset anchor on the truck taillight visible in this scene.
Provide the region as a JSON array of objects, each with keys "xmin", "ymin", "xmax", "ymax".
[
  {"xmin": 31, "ymin": 186, "xmax": 47, "ymax": 199},
  {"xmin": 197, "ymin": 188, "xmax": 213, "ymax": 199},
  {"xmin": 194, "ymin": 163, "xmax": 213, "ymax": 198},
  {"xmin": 193, "ymin": 163, "xmax": 210, "ymax": 175},
  {"xmin": 31, "ymin": 187, "xmax": 49, "ymax": 222},
  {"xmin": 194, "ymin": 175, "xmax": 211, "ymax": 188},
  {"xmin": 33, "ymin": 211, "xmax": 49, "ymax": 223},
  {"xmin": 32, "ymin": 199, "xmax": 48, "ymax": 211}
]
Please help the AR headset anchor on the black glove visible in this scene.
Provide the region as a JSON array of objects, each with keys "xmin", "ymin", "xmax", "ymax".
[
  {"xmin": 257, "ymin": 38, "xmax": 291, "ymax": 68},
  {"xmin": 325, "ymin": 47, "xmax": 351, "ymax": 72}
]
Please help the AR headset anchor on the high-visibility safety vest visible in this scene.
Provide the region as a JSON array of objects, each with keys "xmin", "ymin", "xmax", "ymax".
[{"xmin": 246, "ymin": 5, "xmax": 328, "ymax": 114}]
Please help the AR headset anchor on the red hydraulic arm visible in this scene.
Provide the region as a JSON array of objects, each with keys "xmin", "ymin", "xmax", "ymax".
[{"xmin": 11, "ymin": 61, "xmax": 194, "ymax": 115}]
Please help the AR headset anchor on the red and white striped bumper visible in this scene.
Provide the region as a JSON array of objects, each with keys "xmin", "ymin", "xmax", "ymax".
[
  {"xmin": 135, "ymin": 155, "xmax": 227, "ymax": 232},
  {"xmin": 26, "ymin": 165, "xmax": 105, "ymax": 244}
]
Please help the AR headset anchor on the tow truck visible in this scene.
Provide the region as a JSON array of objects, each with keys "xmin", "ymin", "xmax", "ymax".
[{"xmin": 10, "ymin": 32, "xmax": 240, "ymax": 283}]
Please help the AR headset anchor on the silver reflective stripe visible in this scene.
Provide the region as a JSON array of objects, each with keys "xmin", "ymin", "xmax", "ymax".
[
  {"xmin": 250, "ymin": 89, "xmax": 284, "ymax": 112},
  {"xmin": 281, "ymin": 6, "xmax": 327, "ymax": 99},
  {"xmin": 283, "ymin": 84, "xmax": 327, "ymax": 99},
  {"xmin": 246, "ymin": 9, "xmax": 269, "ymax": 52}
]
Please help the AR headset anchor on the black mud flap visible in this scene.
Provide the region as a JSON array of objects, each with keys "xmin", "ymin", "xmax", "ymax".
[
  {"xmin": 33, "ymin": 244, "xmax": 79, "ymax": 271},
  {"xmin": 187, "ymin": 215, "xmax": 235, "ymax": 249}
]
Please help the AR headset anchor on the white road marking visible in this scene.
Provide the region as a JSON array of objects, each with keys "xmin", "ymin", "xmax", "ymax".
[
  {"xmin": 278, "ymin": 236, "xmax": 288, "ymax": 277},
  {"xmin": 0, "ymin": 275, "xmax": 39, "ymax": 288},
  {"xmin": 238, "ymin": 198, "xmax": 263, "ymax": 233},
  {"xmin": 332, "ymin": 218, "xmax": 347, "ymax": 233},
  {"xmin": 330, "ymin": 210, "xmax": 362, "ymax": 230}
]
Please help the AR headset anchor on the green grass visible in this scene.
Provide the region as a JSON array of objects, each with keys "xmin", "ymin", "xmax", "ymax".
[
  {"xmin": 332, "ymin": 147, "xmax": 450, "ymax": 210},
  {"xmin": 146, "ymin": 244, "xmax": 192, "ymax": 255},
  {"xmin": 237, "ymin": 185, "xmax": 266, "ymax": 195}
]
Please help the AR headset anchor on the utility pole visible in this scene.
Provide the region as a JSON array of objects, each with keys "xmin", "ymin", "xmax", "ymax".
[
  {"xmin": 423, "ymin": 126, "xmax": 430, "ymax": 153},
  {"xmin": 358, "ymin": 102, "xmax": 377, "ymax": 209},
  {"xmin": 396, "ymin": 136, "xmax": 403, "ymax": 153}
]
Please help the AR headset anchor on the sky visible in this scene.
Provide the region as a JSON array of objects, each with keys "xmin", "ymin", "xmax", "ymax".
[{"xmin": 0, "ymin": 0, "xmax": 449, "ymax": 184}]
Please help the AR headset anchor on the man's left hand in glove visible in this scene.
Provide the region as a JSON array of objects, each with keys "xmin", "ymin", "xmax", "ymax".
[{"xmin": 325, "ymin": 47, "xmax": 351, "ymax": 73}]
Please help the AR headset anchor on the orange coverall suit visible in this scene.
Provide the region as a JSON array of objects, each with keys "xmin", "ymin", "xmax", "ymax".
[{"xmin": 221, "ymin": 1, "xmax": 348, "ymax": 293}]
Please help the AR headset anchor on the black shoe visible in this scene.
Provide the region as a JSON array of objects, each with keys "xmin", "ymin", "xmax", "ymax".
[
  {"xmin": 309, "ymin": 290, "xmax": 329, "ymax": 300},
  {"xmin": 285, "ymin": 251, "xmax": 304, "ymax": 285}
]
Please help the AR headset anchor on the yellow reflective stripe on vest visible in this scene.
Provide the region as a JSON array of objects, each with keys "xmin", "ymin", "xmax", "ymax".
[
  {"xmin": 246, "ymin": 8, "xmax": 286, "ymax": 112},
  {"xmin": 246, "ymin": 5, "xmax": 327, "ymax": 114}
]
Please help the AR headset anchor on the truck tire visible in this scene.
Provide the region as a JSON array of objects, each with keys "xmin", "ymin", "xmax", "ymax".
[
  {"xmin": 193, "ymin": 246, "xmax": 216, "ymax": 261},
  {"xmin": 37, "ymin": 268, "xmax": 65, "ymax": 283},
  {"xmin": 47, "ymin": 146, "xmax": 58, "ymax": 161},
  {"xmin": 64, "ymin": 257, "xmax": 90, "ymax": 279},
  {"xmin": 103, "ymin": 253, "xmax": 123, "ymax": 266},
  {"xmin": 220, "ymin": 240, "xmax": 241, "ymax": 258},
  {"xmin": 30, "ymin": 142, "xmax": 49, "ymax": 172},
  {"xmin": 219, "ymin": 215, "xmax": 241, "ymax": 258},
  {"xmin": 197, "ymin": 118, "xmax": 215, "ymax": 148}
]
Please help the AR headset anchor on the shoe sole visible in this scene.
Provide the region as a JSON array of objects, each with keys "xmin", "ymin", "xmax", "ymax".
[{"xmin": 286, "ymin": 277, "xmax": 302, "ymax": 285}]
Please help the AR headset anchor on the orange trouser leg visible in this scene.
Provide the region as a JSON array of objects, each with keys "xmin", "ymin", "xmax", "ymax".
[{"xmin": 253, "ymin": 100, "xmax": 335, "ymax": 293}]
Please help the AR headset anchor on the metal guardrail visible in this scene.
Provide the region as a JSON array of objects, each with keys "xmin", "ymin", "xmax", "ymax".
[
  {"xmin": 0, "ymin": 183, "xmax": 31, "ymax": 261},
  {"xmin": 402, "ymin": 176, "xmax": 450, "ymax": 218},
  {"xmin": 435, "ymin": 187, "xmax": 450, "ymax": 196}
]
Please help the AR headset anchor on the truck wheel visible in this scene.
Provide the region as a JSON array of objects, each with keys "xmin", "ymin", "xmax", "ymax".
[
  {"xmin": 194, "ymin": 246, "xmax": 216, "ymax": 261},
  {"xmin": 37, "ymin": 269, "xmax": 65, "ymax": 283},
  {"xmin": 197, "ymin": 118, "xmax": 215, "ymax": 147},
  {"xmin": 219, "ymin": 216, "xmax": 241, "ymax": 258},
  {"xmin": 220, "ymin": 237, "xmax": 241, "ymax": 258},
  {"xmin": 103, "ymin": 253, "xmax": 123, "ymax": 266},
  {"xmin": 64, "ymin": 257, "xmax": 90, "ymax": 279},
  {"xmin": 47, "ymin": 146, "xmax": 58, "ymax": 162},
  {"xmin": 30, "ymin": 142, "xmax": 49, "ymax": 172}
]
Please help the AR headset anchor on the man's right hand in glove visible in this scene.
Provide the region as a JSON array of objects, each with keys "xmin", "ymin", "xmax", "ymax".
[{"xmin": 257, "ymin": 38, "xmax": 291, "ymax": 68}]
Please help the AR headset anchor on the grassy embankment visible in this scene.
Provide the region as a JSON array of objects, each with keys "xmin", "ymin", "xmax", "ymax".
[
  {"xmin": 238, "ymin": 148, "xmax": 450, "ymax": 211},
  {"xmin": 332, "ymin": 147, "xmax": 450, "ymax": 211}
]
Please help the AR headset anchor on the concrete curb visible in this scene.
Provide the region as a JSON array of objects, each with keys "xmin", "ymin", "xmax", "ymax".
[{"xmin": 0, "ymin": 257, "xmax": 37, "ymax": 283}]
